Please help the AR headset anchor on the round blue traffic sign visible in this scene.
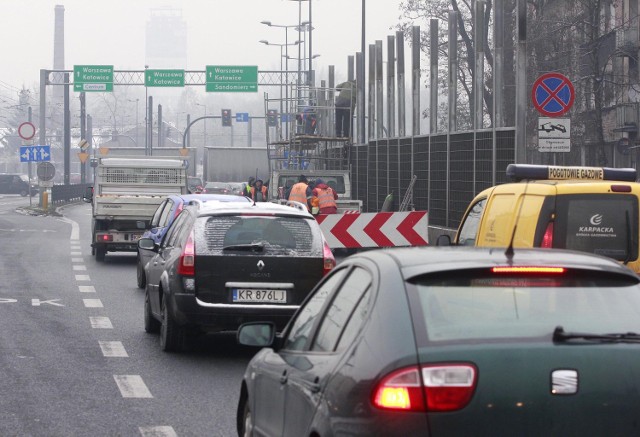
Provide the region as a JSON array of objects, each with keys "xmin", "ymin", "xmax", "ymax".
[{"xmin": 532, "ymin": 73, "xmax": 574, "ymax": 117}]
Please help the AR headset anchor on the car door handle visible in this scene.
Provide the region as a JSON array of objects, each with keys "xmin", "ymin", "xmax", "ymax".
[
  {"xmin": 308, "ymin": 376, "xmax": 321, "ymax": 393},
  {"xmin": 280, "ymin": 370, "xmax": 288, "ymax": 384}
]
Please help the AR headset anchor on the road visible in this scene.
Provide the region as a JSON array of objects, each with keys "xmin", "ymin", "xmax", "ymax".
[{"xmin": 0, "ymin": 196, "xmax": 253, "ymax": 437}]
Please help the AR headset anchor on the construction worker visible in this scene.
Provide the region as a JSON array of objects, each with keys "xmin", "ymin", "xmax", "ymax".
[
  {"xmin": 245, "ymin": 176, "xmax": 255, "ymax": 196},
  {"xmin": 250, "ymin": 179, "xmax": 268, "ymax": 202},
  {"xmin": 312, "ymin": 178, "xmax": 338, "ymax": 214},
  {"xmin": 288, "ymin": 174, "xmax": 312, "ymax": 211}
]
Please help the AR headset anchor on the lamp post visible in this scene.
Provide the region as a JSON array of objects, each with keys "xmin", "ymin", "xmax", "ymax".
[
  {"xmin": 195, "ymin": 103, "xmax": 207, "ymax": 148},
  {"xmin": 261, "ymin": 21, "xmax": 301, "ymax": 137},
  {"xmin": 127, "ymin": 98, "xmax": 139, "ymax": 145},
  {"xmin": 259, "ymin": 40, "xmax": 300, "ymax": 117}
]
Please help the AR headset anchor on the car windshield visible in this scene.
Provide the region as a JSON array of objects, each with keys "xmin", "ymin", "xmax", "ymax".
[
  {"xmin": 194, "ymin": 215, "xmax": 321, "ymax": 256},
  {"xmin": 411, "ymin": 271, "xmax": 640, "ymax": 343}
]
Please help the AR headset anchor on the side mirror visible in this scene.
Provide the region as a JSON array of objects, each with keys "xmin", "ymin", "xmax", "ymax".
[
  {"xmin": 237, "ymin": 322, "xmax": 276, "ymax": 347},
  {"xmin": 436, "ymin": 234, "xmax": 452, "ymax": 246},
  {"xmin": 138, "ymin": 238, "xmax": 157, "ymax": 251},
  {"xmin": 83, "ymin": 186, "xmax": 93, "ymax": 203}
]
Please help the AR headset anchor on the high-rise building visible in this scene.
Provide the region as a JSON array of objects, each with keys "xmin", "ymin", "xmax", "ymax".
[{"xmin": 145, "ymin": 8, "xmax": 187, "ymax": 68}]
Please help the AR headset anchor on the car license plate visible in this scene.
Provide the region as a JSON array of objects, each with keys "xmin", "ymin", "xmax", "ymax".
[{"xmin": 232, "ymin": 289, "xmax": 287, "ymax": 303}]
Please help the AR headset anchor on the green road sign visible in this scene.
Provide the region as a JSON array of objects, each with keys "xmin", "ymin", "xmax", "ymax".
[
  {"xmin": 206, "ymin": 65, "xmax": 258, "ymax": 92},
  {"xmin": 145, "ymin": 69, "xmax": 185, "ymax": 87},
  {"xmin": 73, "ymin": 65, "xmax": 114, "ymax": 92}
]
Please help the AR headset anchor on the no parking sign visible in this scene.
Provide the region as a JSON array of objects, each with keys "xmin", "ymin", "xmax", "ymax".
[{"xmin": 532, "ymin": 73, "xmax": 574, "ymax": 117}]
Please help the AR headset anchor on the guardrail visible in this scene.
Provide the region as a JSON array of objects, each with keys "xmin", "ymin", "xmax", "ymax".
[{"xmin": 51, "ymin": 183, "xmax": 92, "ymax": 204}]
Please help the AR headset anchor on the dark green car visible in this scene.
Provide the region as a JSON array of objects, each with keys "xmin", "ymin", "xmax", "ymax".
[{"xmin": 237, "ymin": 247, "xmax": 640, "ymax": 436}]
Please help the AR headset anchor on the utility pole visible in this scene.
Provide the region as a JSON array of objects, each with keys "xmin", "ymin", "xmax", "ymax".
[{"xmin": 80, "ymin": 92, "xmax": 86, "ymax": 184}]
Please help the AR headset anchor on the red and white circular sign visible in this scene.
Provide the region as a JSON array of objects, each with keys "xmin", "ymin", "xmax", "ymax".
[{"xmin": 18, "ymin": 122, "xmax": 36, "ymax": 140}]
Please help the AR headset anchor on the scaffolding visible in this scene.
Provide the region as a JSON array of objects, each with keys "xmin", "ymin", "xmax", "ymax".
[{"xmin": 264, "ymin": 84, "xmax": 353, "ymax": 178}]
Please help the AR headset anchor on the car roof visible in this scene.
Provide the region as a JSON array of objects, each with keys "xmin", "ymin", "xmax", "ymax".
[
  {"xmin": 194, "ymin": 200, "xmax": 314, "ymax": 218},
  {"xmin": 349, "ymin": 246, "xmax": 640, "ymax": 281},
  {"xmin": 168, "ymin": 193, "xmax": 250, "ymax": 203}
]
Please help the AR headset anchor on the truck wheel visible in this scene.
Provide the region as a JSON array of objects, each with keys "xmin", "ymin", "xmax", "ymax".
[
  {"xmin": 160, "ymin": 297, "xmax": 183, "ymax": 352},
  {"xmin": 19, "ymin": 189, "xmax": 28, "ymax": 197},
  {"xmin": 144, "ymin": 289, "xmax": 160, "ymax": 334},
  {"xmin": 136, "ymin": 258, "xmax": 146, "ymax": 289},
  {"xmin": 95, "ymin": 246, "xmax": 106, "ymax": 262}
]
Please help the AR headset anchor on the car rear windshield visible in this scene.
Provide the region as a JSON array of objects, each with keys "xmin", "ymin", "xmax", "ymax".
[
  {"xmin": 194, "ymin": 215, "xmax": 322, "ymax": 256},
  {"xmin": 409, "ymin": 270, "xmax": 640, "ymax": 343},
  {"xmin": 553, "ymin": 194, "xmax": 639, "ymax": 261}
]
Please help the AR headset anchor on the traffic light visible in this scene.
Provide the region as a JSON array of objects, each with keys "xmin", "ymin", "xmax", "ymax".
[
  {"xmin": 267, "ymin": 109, "xmax": 278, "ymax": 127},
  {"xmin": 221, "ymin": 109, "xmax": 232, "ymax": 127}
]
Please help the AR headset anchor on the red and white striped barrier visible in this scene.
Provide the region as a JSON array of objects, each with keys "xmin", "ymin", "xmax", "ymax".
[{"xmin": 316, "ymin": 211, "xmax": 429, "ymax": 249}]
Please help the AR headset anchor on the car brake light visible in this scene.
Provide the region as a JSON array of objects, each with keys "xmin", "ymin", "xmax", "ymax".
[
  {"xmin": 541, "ymin": 222, "xmax": 554, "ymax": 248},
  {"xmin": 492, "ymin": 266, "xmax": 565, "ymax": 274},
  {"xmin": 373, "ymin": 364, "xmax": 477, "ymax": 412},
  {"xmin": 422, "ymin": 365, "xmax": 477, "ymax": 412},
  {"xmin": 373, "ymin": 367, "xmax": 425, "ymax": 411},
  {"xmin": 323, "ymin": 242, "xmax": 335, "ymax": 275},
  {"xmin": 177, "ymin": 230, "xmax": 195, "ymax": 276},
  {"xmin": 97, "ymin": 234, "xmax": 113, "ymax": 242},
  {"xmin": 611, "ymin": 184, "xmax": 632, "ymax": 193}
]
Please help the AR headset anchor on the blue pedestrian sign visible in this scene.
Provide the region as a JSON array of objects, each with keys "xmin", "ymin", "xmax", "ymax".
[
  {"xmin": 532, "ymin": 73, "xmax": 575, "ymax": 117},
  {"xmin": 236, "ymin": 112, "xmax": 249, "ymax": 122},
  {"xmin": 20, "ymin": 145, "xmax": 51, "ymax": 162}
]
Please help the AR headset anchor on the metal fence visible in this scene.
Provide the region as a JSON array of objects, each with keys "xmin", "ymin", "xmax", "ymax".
[
  {"xmin": 51, "ymin": 183, "xmax": 91, "ymax": 205},
  {"xmin": 354, "ymin": 128, "xmax": 516, "ymax": 229}
]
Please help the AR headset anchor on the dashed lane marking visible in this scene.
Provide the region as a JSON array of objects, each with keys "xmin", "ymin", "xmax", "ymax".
[
  {"xmin": 78, "ymin": 285, "xmax": 96, "ymax": 293},
  {"xmin": 99, "ymin": 341, "xmax": 128, "ymax": 357},
  {"xmin": 73, "ymin": 265, "xmax": 87, "ymax": 271},
  {"xmin": 83, "ymin": 299, "xmax": 103, "ymax": 308},
  {"xmin": 114, "ymin": 375, "xmax": 153, "ymax": 398},
  {"xmin": 90, "ymin": 317, "xmax": 113, "ymax": 329},
  {"xmin": 139, "ymin": 426, "xmax": 178, "ymax": 437},
  {"xmin": 75, "ymin": 275, "xmax": 91, "ymax": 281},
  {"xmin": 72, "ymin": 258, "xmax": 83, "ymax": 263},
  {"xmin": 71, "ymin": 252, "xmax": 82, "ymax": 256}
]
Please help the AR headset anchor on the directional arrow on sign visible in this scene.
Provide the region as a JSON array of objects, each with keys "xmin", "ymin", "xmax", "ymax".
[
  {"xmin": 39, "ymin": 148, "xmax": 49, "ymax": 160},
  {"xmin": 21, "ymin": 149, "xmax": 31, "ymax": 160}
]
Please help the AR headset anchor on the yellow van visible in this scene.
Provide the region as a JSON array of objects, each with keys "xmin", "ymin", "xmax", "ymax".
[{"xmin": 451, "ymin": 164, "xmax": 640, "ymax": 273}]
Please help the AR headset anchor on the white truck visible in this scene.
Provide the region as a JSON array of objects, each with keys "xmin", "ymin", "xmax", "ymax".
[
  {"xmin": 83, "ymin": 156, "xmax": 188, "ymax": 262},
  {"xmin": 269, "ymin": 168, "xmax": 362, "ymax": 213}
]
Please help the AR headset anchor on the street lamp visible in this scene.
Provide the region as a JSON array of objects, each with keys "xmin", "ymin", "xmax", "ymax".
[{"xmin": 195, "ymin": 103, "xmax": 207, "ymax": 148}]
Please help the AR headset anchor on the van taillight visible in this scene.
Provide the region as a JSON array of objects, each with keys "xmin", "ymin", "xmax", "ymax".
[
  {"xmin": 97, "ymin": 234, "xmax": 113, "ymax": 242},
  {"xmin": 323, "ymin": 241, "xmax": 335, "ymax": 275},
  {"xmin": 541, "ymin": 222, "xmax": 554, "ymax": 248},
  {"xmin": 177, "ymin": 230, "xmax": 195, "ymax": 276},
  {"xmin": 373, "ymin": 364, "xmax": 477, "ymax": 412}
]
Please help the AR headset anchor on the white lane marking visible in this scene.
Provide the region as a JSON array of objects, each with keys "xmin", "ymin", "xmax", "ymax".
[
  {"xmin": 32, "ymin": 299, "xmax": 64, "ymax": 307},
  {"xmin": 58, "ymin": 217, "xmax": 80, "ymax": 241},
  {"xmin": 75, "ymin": 275, "xmax": 91, "ymax": 281},
  {"xmin": 0, "ymin": 298, "xmax": 18, "ymax": 303},
  {"xmin": 78, "ymin": 285, "xmax": 96, "ymax": 293},
  {"xmin": 139, "ymin": 426, "xmax": 178, "ymax": 437},
  {"xmin": 71, "ymin": 251, "xmax": 82, "ymax": 256},
  {"xmin": 90, "ymin": 317, "xmax": 113, "ymax": 329},
  {"xmin": 72, "ymin": 258, "xmax": 83, "ymax": 263},
  {"xmin": 73, "ymin": 265, "xmax": 87, "ymax": 271},
  {"xmin": 99, "ymin": 341, "xmax": 128, "ymax": 357},
  {"xmin": 114, "ymin": 375, "xmax": 153, "ymax": 398},
  {"xmin": 83, "ymin": 299, "xmax": 103, "ymax": 308}
]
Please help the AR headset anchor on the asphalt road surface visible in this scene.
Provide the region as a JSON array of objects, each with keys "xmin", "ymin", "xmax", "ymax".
[{"xmin": 0, "ymin": 197, "xmax": 255, "ymax": 437}]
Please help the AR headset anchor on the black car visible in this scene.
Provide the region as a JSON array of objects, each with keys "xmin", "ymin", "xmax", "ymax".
[
  {"xmin": 0, "ymin": 174, "xmax": 36, "ymax": 196},
  {"xmin": 236, "ymin": 246, "xmax": 640, "ymax": 436},
  {"xmin": 138, "ymin": 201, "xmax": 335, "ymax": 352}
]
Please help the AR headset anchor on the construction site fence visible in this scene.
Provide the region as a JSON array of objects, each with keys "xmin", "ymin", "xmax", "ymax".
[{"xmin": 353, "ymin": 128, "xmax": 515, "ymax": 230}]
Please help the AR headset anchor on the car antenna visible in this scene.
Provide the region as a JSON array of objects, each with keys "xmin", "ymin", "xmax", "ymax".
[{"xmin": 505, "ymin": 179, "xmax": 531, "ymax": 262}]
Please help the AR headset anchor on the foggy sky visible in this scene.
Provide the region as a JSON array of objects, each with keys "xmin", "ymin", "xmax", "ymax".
[{"xmin": 0, "ymin": 0, "xmax": 404, "ymax": 89}]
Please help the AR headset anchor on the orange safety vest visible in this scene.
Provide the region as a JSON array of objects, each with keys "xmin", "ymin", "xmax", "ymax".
[
  {"xmin": 316, "ymin": 187, "xmax": 337, "ymax": 210},
  {"xmin": 250, "ymin": 186, "xmax": 267, "ymax": 201},
  {"xmin": 288, "ymin": 182, "xmax": 309, "ymax": 210}
]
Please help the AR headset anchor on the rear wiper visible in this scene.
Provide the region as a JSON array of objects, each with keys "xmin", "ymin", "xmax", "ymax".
[
  {"xmin": 553, "ymin": 326, "xmax": 640, "ymax": 343},
  {"xmin": 222, "ymin": 242, "xmax": 265, "ymax": 252}
]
